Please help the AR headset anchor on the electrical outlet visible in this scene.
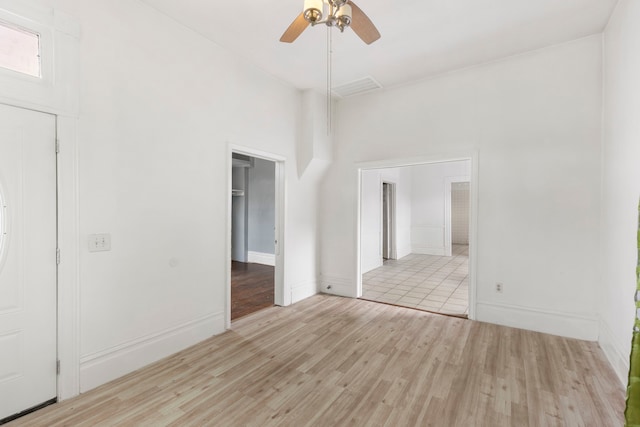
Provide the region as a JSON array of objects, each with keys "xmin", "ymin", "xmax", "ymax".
[
  {"xmin": 496, "ymin": 282, "xmax": 503, "ymax": 293},
  {"xmin": 88, "ymin": 233, "xmax": 111, "ymax": 252}
]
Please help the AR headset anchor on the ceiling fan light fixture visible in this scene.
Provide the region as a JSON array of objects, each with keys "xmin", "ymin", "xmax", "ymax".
[
  {"xmin": 280, "ymin": 0, "xmax": 379, "ymax": 44},
  {"xmin": 303, "ymin": 0, "xmax": 324, "ymax": 24},
  {"xmin": 336, "ymin": 4, "xmax": 352, "ymax": 31}
]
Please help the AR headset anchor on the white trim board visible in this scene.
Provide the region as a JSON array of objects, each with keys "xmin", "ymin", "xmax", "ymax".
[
  {"xmin": 410, "ymin": 225, "xmax": 445, "ymax": 255},
  {"xmin": 56, "ymin": 116, "xmax": 80, "ymax": 400},
  {"xmin": 80, "ymin": 311, "xmax": 225, "ymax": 393},
  {"xmin": 411, "ymin": 247, "xmax": 446, "ymax": 256},
  {"xmin": 598, "ymin": 318, "xmax": 630, "ymax": 387},
  {"xmin": 361, "ymin": 260, "xmax": 383, "ymax": 275},
  {"xmin": 476, "ymin": 301, "xmax": 599, "ymax": 341},
  {"xmin": 247, "ymin": 251, "xmax": 276, "ymax": 266},
  {"xmin": 355, "ymin": 152, "xmax": 477, "ymax": 170},
  {"xmin": 321, "ymin": 275, "xmax": 356, "ymax": 298},
  {"xmin": 291, "ymin": 279, "xmax": 318, "ymax": 304}
]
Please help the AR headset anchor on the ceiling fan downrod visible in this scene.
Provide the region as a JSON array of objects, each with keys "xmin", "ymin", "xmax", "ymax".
[{"xmin": 303, "ymin": 0, "xmax": 352, "ymax": 32}]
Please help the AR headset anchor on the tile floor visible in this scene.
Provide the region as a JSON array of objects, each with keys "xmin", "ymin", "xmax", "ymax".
[{"xmin": 361, "ymin": 244, "xmax": 469, "ymax": 316}]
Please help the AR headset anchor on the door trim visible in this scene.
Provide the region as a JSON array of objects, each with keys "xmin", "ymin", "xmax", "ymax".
[
  {"xmin": 0, "ymin": 104, "xmax": 80, "ymax": 401},
  {"xmin": 355, "ymin": 152, "xmax": 479, "ymax": 320},
  {"xmin": 0, "ymin": 2, "xmax": 81, "ymax": 400},
  {"xmin": 0, "ymin": 104, "xmax": 58, "ymax": 420},
  {"xmin": 55, "ymin": 116, "xmax": 81, "ymax": 399},
  {"xmin": 226, "ymin": 144, "xmax": 286, "ymax": 329}
]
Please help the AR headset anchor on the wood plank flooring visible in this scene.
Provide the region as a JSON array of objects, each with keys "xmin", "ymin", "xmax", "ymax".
[
  {"xmin": 9, "ymin": 295, "xmax": 625, "ymax": 426},
  {"xmin": 231, "ymin": 261, "xmax": 274, "ymax": 320}
]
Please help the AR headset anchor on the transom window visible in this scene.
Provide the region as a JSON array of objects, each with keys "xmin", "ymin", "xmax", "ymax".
[{"xmin": 0, "ymin": 20, "xmax": 41, "ymax": 78}]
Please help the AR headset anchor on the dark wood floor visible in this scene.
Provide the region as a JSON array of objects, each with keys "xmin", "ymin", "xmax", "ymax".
[{"xmin": 231, "ymin": 261, "xmax": 274, "ymax": 320}]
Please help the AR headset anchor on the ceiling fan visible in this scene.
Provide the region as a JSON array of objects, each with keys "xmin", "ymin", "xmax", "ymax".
[{"xmin": 280, "ymin": 0, "xmax": 381, "ymax": 45}]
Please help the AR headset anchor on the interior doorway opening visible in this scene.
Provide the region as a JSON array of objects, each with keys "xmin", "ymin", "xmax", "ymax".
[
  {"xmin": 382, "ymin": 182, "xmax": 396, "ymax": 261},
  {"xmin": 358, "ymin": 158, "xmax": 476, "ymax": 319},
  {"xmin": 230, "ymin": 153, "xmax": 276, "ymax": 320}
]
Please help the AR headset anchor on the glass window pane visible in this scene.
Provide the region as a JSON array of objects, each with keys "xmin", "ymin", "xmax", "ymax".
[{"xmin": 0, "ymin": 21, "xmax": 41, "ymax": 77}]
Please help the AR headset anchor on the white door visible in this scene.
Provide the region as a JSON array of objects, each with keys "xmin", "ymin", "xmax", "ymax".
[{"xmin": 0, "ymin": 104, "xmax": 57, "ymax": 420}]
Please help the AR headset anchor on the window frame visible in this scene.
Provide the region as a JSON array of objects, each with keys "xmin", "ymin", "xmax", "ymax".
[
  {"xmin": 0, "ymin": 10, "xmax": 53, "ymax": 87},
  {"xmin": 0, "ymin": 19, "xmax": 42, "ymax": 78}
]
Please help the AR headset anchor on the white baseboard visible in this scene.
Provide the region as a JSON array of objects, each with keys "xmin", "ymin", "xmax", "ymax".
[
  {"xmin": 291, "ymin": 279, "xmax": 318, "ymax": 304},
  {"xmin": 476, "ymin": 301, "xmax": 599, "ymax": 341},
  {"xmin": 361, "ymin": 260, "xmax": 383, "ymax": 275},
  {"xmin": 79, "ymin": 310, "xmax": 225, "ymax": 393},
  {"xmin": 247, "ymin": 251, "xmax": 276, "ymax": 266},
  {"xmin": 396, "ymin": 246, "xmax": 412, "ymax": 260},
  {"xmin": 412, "ymin": 246, "xmax": 445, "ymax": 256},
  {"xmin": 599, "ymin": 318, "xmax": 630, "ymax": 387},
  {"xmin": 320, "ymin": 275, "xmax": 356, "ymax": 298}
]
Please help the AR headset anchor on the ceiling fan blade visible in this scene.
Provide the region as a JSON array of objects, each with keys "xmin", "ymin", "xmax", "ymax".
[
  {"xmin": 349, "ymin": 1, "xmax": 381, "ymax": 45},
  {"xmin": 280, "ymin": 13, "xmax": 310, "ymax": 43}
]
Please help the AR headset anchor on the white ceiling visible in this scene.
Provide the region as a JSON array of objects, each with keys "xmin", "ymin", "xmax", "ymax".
[{"xmin": 141, "ymin": 0, "xmax": 618, "ymax": 95}]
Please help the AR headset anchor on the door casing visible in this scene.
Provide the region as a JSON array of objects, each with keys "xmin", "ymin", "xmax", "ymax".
[
  {"xmin": 226, "ymin": 144, "xmax": 286, "ymax": 329},
  {"xmin": 0, "ymin": 104, "xmax": 57, "ymax": 421},
  {"xmin": 356, "ymin": 152, "xmax": 479, "ymax": 320}
]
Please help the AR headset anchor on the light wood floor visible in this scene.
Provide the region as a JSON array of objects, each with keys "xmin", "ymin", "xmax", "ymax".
[{"xmin": 9, "ymin": 295, "xmax": 624, "ymax": 426}]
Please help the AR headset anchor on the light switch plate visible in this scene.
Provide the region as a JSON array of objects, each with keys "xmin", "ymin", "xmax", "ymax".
[{"xmin": 88, "ymin": 233, "xmax": 111, "ymax": 252}]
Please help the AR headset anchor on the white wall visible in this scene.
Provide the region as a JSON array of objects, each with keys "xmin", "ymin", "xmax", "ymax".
[
  {"xmin": 13, "ymin": 0, "xmax": 324, "ymax": 393},
  {"xmin": 360, "ymin": 169, "xmax": 383, "ymax": 274},
  {"xmin": 322, "ymin": 35, "xmax": 603, "ymax": 340},
  {"xmin": 231, "ymin": 166, "xmax": 248, "ymax": 262},
  {"xmin": 395, "ymin": 169, "xmax": 412, "ymax": 260},
  {"xmin": 4, "ymin": 0, "xmax": 628, "ymax": 399},
  {"xmin": 247, "ymin": 157, "xmax": 275, "ymax": 256},
  {"xmin": 451, "ymin": 182, "xmax": 470, "ymax": 245},
  {"xmin": 410, "ymin": 161, "xmax": 470, "ymax": 255},
  {"xmin": 599, "ymin": 0, "xmax": 640, "ymax": 386},
  {"xmin": 360, "ymin": 167, "xmax": 412, "ymax": 275}
]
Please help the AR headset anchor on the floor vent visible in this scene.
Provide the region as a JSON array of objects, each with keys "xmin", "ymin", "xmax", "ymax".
[{"xmin": 332, "ymin": 76, "xmax": 382, "ymax": 98}]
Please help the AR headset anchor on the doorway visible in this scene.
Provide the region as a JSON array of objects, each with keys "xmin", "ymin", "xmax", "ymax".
[
  {"xmin": 358, "ymin": 158, "xmax": 476, "ymax": 319},
  {"xmin": 230, "ymin": 152, "xmax": 278, "ymax": 321},
  {"xmin": 0, "ymin": 104, "xmax": 58, "ymax": 422},
  {"xmin": 382, "ymin": 182, "xmax": 396, "ymax": 261}
]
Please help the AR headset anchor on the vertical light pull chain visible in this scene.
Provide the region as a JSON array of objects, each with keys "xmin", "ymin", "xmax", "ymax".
[{"xmin": 327, "ymin": 26, "xmax": 333, "ymax": 136}]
